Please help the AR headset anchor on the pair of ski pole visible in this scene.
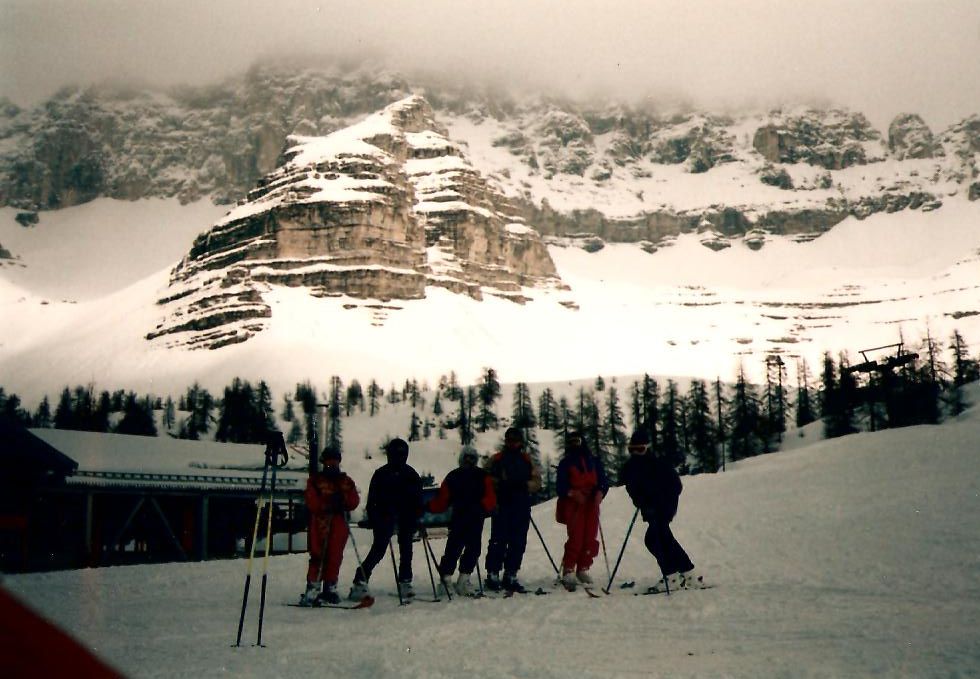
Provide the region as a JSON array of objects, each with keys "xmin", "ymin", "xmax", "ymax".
[{"xmin": 235, "ymin": 433, "xmax": 288, "ymax": 648}]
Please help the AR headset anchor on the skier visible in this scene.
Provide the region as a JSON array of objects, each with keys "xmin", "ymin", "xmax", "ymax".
[
  {"xmin": 299, "ymin": 445, "xmax": 360, "ymax": 606},
  {"xmin": 484, "ymin": 427, "xmax": 542, "ymax": 593},
  {"xmin": 619, "ymin": 429, "xmax": 706, "ymax": 592},
  {"xmin": 555, "ymin": 431, "xmax": 609, "ymax": 589},
  {"xmin": 427, "ymin": 445, "xmax": 497, "ymax": 596},
  {"xmin": 349, "ymin": 437, "xmax": 423, "ymax": 600}
]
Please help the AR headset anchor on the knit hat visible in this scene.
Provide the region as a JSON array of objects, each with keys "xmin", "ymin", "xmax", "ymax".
[
  {"xmin": 629, "ymin": 429, "xmax": 650, "ymax": 447},
  {"xmin": 320, "ymin": 445, "xmax": 342, "ymax": 463},
  {"xmin": 504, "ymin": 427, "xmax": 524, "ymax": 443},
  {"xmin": 385, "ymin": 437, "xmax": 410, "ymax": 459}
]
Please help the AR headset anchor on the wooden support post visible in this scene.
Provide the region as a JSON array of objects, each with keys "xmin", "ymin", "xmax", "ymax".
[{"xmin": 198, "ymin": 495, "xmax": 209, "ymax": 561}]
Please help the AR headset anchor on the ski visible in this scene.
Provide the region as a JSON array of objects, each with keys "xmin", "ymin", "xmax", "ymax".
[
  {"xmin": 286, "ymin": 595, "xmax": 375, "ymax": 610},
  {"xmin": 387, "ymin": 593, "xmax": 441, "ymax": 603},
  {"xmin": 635, "ymin": 584, "xmax": 716, "ymax": 596},
  {"xmin": 561, "ymin": 582, "xmax": 601, "ymax": 598}
]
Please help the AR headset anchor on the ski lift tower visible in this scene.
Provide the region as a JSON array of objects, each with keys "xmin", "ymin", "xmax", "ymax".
[{"xmin": 843, "ymin": 343, "xmax": 919, "ymax": 432}]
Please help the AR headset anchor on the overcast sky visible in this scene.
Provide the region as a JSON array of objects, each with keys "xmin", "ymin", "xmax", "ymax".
[{"xmin": 1, "ymin": 0, "xmax": 978, "ymax": 131}]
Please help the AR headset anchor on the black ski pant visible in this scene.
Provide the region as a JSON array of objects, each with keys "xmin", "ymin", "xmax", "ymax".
[
  {"xmin": 357, "ymin": 519, "xmax": 415, "ymax": 583},
  {"xmin": 644, "ymin": 519, "xmax": 694, "ymax": 577},
  {"xmin": 485, "ymin": 501, "xmax": 530, "ymax": 577},
  {"xmin": 438, "ymin": 517, "xmax": 485, "ymax": 577}
]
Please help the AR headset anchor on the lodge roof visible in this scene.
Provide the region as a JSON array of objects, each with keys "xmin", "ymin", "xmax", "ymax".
[{"xmin": 26, "ymin": 428, "xmax": 308, "ymax": 493}]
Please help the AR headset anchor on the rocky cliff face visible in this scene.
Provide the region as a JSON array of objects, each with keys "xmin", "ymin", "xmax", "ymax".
[
  {"xmin": 147, "ymin": 96, "xmax": 562, "ymax": 349},
  {"xmin": 1, "ymin": 63, "xmax": 978, "ymax": 254}
]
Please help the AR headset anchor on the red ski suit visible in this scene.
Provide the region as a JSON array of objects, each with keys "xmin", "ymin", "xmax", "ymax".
[
  {"xmin": 305, "ymin": 470, "xmax": 360, "ymax": 584},
  {"xmin": 555, "ymin": 451, "xmax": 608, "ymax": 573}
]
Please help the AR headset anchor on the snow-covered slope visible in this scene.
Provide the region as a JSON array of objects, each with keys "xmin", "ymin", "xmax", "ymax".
[
  {"xmin": 5, "ymin": 394, "xmax": 979, "ymax": 678},
  {"xmin": 1, "ymin": 194, "xmax": 979, "ymax": 405}
]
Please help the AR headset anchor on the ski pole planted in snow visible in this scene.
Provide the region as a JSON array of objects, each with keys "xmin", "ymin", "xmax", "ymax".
[
  {"xmin": 389, "ymin": 537, "xmax": 405, "ymax": 606},
  {"xmin": 529, "ymin": 515, "xmax": 560, "ymax": 575},
  {"xmin": 419, "ymin": 528, "xmax": 442, "ymax": 601},
  {"xmin": 234, "ymin": 432, "xmax": 288, "ymax": 647},
  {"xmin": 603, "ymin": 507, "xmax": 639, "ymax": 595},
  {"xmin": 422, "ymin": 528, "xmax": 452, "ymax": 601},
  {"xmin": 598, "ymin": 516, "xmax": 611, "ymax": 584},
  {"xmin": 256, "ymin": 433, "xmax": 287, "ymax": 646}
]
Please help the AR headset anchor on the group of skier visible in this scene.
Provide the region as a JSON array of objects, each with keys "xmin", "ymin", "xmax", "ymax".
[{"xmin": 298, "ymin": 424, "xmax": 705, "ymax": 606}]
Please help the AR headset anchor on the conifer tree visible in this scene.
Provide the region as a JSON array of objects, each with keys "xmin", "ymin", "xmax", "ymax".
[
  {"xmin": 554, "ymin": 396, "xmax": 572, "ymax": 450},
  {"xmin": 327, "ymin": 376, "xmax": 343, "ymax": 454},
  {"xmin": 408, "ymin": 411, "xmax": 421, "ymax": 441},
  {"xmin": 457, "ymin": 388, "xmax": 474, "ymax": 445},
  {"xmin": 537, "ymin": 388, "xmax": 558, "ymax": 429},
  {"xmin": 433, "ymin": 392, "xmax": 443, "ymax": 416},
  {"xmin": 282, "ymin": 395, "xmax": 295, "ymax": 422},
  {"xmin": 685, "ymin": 379, "xmax": 718, "ymax": 473},
  {"xmin": 763, "ymin": 355, "xmax": 788, "ymax": 448},
  {"xmin": 346, "ymin": 380, "xmax": 363, "ymax": 417},
  {"xmin": 629, "ymin": 380, "xmax": 642, "ymax": 431},
  {"xmin": 33, "ymin": 395, "xmax": 52, "ymax": 428},
  {"xmin": 795, "ymin": 358, "xmax": 817, "ymax": 428},
  {"xmin": 477, "ymin": 367, "xmax": 501, "ymax": 432},
  {"xmin": 641, "ymin": 374, "xmax": 660, "ymax": 451},
  {"xmin": 367, "ymin": 380, "xmax": 381, "ymax": 416},
  {"xmin": 116, "ymin": 392, "xmax": 157, "ymax": 436},
  {"xmin": 54, "ymin": 387, "xmax": 73, "ymax": 430},
  {"xmin": 257, "ymin": 381, "xmax": 276, "ymax": 433},
  {"xmin": 821, "ymin": 353, "xmax": 858, "ymax": 439},
  {"xmin": 162, "ymin": 396, "xmax": 176, "ymax": 431},
  {"xmin": 602, "ymin": 386, "xmax": 628, "ymax": 481},
  {"xmin": 948, "ymin": 330, "xmax": 978, "ymax": 416},
  {"xmin": 660, "ymin": 380, "xmax": 683, "ymax": 467},
  {"xmin": 727, "ymin": 365, "xmax": 763, "ymax": 460},
  {"xmin": 511, "ymin": 382, "xmax": 536, "ymax": 429}
]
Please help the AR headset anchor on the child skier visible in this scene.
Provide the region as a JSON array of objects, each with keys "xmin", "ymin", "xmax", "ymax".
[
  {"xmin": 620, "ymin": 429, "xmax": 706, "ymax": 592},
  {"xmin": 299, "ymin": 445, "xmax": 360, "ymax": 606},
  {"xmin": 349, "ymin": 437, "xmax": 423, "ymax": 600},
  {"xmin": 555, "ymin": 431, "xmax": 609, "ymax": 589},
  {"xmin": 484, "ymin": 427, "xmax": 542, "ymax": 593},
  {"xmin": 428, "ymin": 445, "xmax": 497, "ymax": 596}
]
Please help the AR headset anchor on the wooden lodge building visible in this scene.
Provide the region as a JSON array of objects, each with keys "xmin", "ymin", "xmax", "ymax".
[{"xmin": 0, "ymin": 416, "xmax": 309, "ymax": 572}]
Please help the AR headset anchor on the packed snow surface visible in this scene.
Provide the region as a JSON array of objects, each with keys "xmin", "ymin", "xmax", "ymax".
[
  {"xmin": 5, "ymin": 397, "xmax": 980, "ymax": 678},
  {"xmin": 1, "ymin": 196, "xmax": 979, "ymax": 405}
]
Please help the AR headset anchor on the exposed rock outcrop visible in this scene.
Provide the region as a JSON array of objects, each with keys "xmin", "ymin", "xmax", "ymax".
[
  {"xmin": 148, "ymin": 96, "xmax": 562, "ymax": 348},
  {"xmin": 888, "ymin": 114, "xmax": 941, "ymax": 160},
  {"xmin": 752, "ymin": 109, "xmax": 887, "ymax": 169}
]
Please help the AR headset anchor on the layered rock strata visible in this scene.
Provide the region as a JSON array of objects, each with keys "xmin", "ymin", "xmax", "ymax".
[{"xmin": 148, "ymin": 96, "xmax": 561, "ymax": 348}]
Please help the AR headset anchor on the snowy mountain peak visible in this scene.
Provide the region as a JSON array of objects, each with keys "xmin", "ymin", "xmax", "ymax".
[{"xmin": 146, "ymin": 96, "xmax": 561, "ymax": 350}]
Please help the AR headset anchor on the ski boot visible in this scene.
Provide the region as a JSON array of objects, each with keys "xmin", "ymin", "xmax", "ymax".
[
  {"xmin": 299, "ymin": 581, "xmax": 321, "ymax": 607},
  {"xmin": 398, "ymin": 580, "xmax": 415, "ymax": 599},
  {"xmin": 680, "ymin": 568, "xmax": 708, "ymax": 589},
  {"xmin": 320, "ymin": 582, "xmax": 341, "ymax": 605},
  {"xmin": 561, "ymin": 568, "xmax": 578, "ymax": 590},
  {"xmin": 454, "ymin": 572, "xmax": 474, "ymax": 596},
  {"xmin": 576, "ymin": 570, "xmax": 594, "ymax": 586},
  {"xmin": 647, "ymin": 573, "xmax": 682, "ymax": 594},
  {"xmin": 485, "ymin": 571, "xmax": 502, "ymax": 592},
  {"xmin": 502, "ymin": 572, "xmax": 527, "ymax": 594},
  {"xmin": 348, "ymin": 580, "xmax": 371, "ymax": 601}
]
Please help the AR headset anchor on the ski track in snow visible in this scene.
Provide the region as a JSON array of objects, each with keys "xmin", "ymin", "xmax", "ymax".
[{"xmin": 5, "ymin": 407, "xmax": 980, "ymax": 678}]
